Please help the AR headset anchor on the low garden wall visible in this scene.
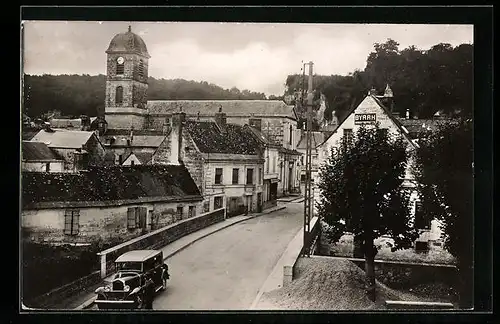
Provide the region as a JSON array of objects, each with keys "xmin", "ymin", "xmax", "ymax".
[
  {"xmin": 24, "ymin": 208, "xmax": 225, "ymax": 308},
  {"xmin": 25, "ymin": 270, "xmax": 101, "ymax": 309},
  {"xmin": 98, "ymin": 208, "xmax": 225, "ymax": 277},
  {"xmin": 347, "ymin": 258, "xmax": 458, "ymax": 289}
]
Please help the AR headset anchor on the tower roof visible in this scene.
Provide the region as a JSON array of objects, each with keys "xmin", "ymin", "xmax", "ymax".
[{"xmin": 106, "ymin": 25, "xmax": 150, "ymax": 58}]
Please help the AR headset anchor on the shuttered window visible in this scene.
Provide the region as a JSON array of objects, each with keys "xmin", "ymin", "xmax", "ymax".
[
  {"xmin": 188, "ymin": 206, "xmax": 196, "ymax": 218},
  {"xmin": 138, "ymin": 60, "xmax": 144, "ymax": 78},
  {"xmin": 246, "ymin": 168, "xmax": 254, "ymax": 185},
  {"xmin": 215, "ymin": 168, "xmax": 223, "ymax": 184},
  {"xmin": 128, "ymin": 207, "xmax": 147, "ymax": 230},
  {"xmin": 127, "ymin": 207, "xmax": 136, "ymax": 229},
  {"xmin": 64, "ymin": 209, "xmax": 80, "ymax": 235},
  {"xmin": 116, "ymin": 62, "xmax": 124, "ymax": 75},
  {"xmin": 343, "ymin": 128, "xmax": 353, "ymax": 147},
  {"xmin": 232, "ymin": 168, "xmax": 239, "ymax": 184},
  {"xmin": 137, "ymin": 207, "xmax": 147, "ymax": 229}
]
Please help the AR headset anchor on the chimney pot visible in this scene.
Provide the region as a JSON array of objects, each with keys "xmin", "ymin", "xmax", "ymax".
[
  {"xmin": 215, "ymin": 108, "xmax": 227, "ymax": 132},
  {"xmin": 169, "ymin": 112, "xmax": 185, "ymax": 165}
]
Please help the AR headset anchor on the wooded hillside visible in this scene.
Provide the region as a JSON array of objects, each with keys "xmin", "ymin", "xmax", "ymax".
[
  {"xmin": 287, "ymin": 40, "xmax": 473, "ymax": 122},
  {"xmin": 22, "ymin": 75, "xmax": 267, "ymax": 118}
]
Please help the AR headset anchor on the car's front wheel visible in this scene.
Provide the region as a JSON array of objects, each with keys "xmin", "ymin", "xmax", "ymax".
[
  {"xmin": 134, "ymin": 295, "xmax": 143, "ymax": 309},
  {"xmin": 161, "ymin": 278, "xmax": 167, "ymax": 291}
]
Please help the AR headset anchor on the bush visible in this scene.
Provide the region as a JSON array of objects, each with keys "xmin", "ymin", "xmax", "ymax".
[{"xmin": 22, "ymin": 237, "xmax": 124, "ymax": 302}]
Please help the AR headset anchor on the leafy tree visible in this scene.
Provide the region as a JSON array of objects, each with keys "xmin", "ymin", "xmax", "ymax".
[
  {"xmin": 316, "ymin": 124, "xmax": 419, "ymax": 301},
  {"xmin": 412, "ymin": 118, "xmax": 473, "ymax": 308},
  {"xmin": 268, "ymin": 94, "xmax": 283, "ymax": 101}
]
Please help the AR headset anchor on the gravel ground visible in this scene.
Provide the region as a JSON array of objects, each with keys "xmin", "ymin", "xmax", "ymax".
[{"xmin": 255, "ymin": 257, "xmax": 422, "ymax": 310}]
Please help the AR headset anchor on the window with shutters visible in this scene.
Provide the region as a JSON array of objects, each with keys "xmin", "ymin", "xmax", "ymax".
[
  {"xmin": 138, "ymin": 60, "xmax": 144, "ymax": 79},
  {"xmin": 116, "ymin": 62, "xmax": 124, "ymax": 75},
  {"xmin": 232, "ymin": 168, "xmax": 239, "ymax": 184},
  {"xmin": 64, "ymin": 209, "xmax": 80, "ymax": 235},
  {"xmin": 177, "ymin": 206, "xmax": 183, "ymax": 220},
  {"xmin": 246, "ymin": 168, "xmax": 254, "ymax": 185},
  {"xmin": 188, "ymin": 206, "xmax": 196, "ymax": 218},
  {"xmin": 215, "ymin": 168, "xmax": 223, "ymax": 184},
  {"xmin": 127, "ymin": 207, "xmax": 147, "ymax": 230},
  {"xmin": 343, "ymin": 128, "xmax": 353, "ymax": 146},
  {"xmin": 115, "ymin": 86, "xmax": 124, "ymax": 106}
]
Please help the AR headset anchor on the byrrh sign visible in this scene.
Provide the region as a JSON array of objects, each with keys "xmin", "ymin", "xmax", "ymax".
[{"xmin": 354, "ymin": 113, "xmax": 377, "ymax": 124}]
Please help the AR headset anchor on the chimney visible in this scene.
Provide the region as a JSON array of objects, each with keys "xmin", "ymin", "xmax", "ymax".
[
  {"xmin": 383, "ymin": 84, "xmax": 393, "ymax": 98},
  {"xmin": 169, "ymin": 111, "xmax": 186, "ymax": 165},
  {"xmin": 406, "ymin": 109, "xmax": 410, "ymax": 119},
  {"xmin": 97, "ymin": 116, "xmax": 107, "ymax": 136},
  {"xmin": 368, "ymin": 87, "xmax": 377, "ymax": 96},
  {"xmin": 80, "ymin": 115, "xmax": 90, "ymax": 131},
  {"xmin": 215, "ymin": 105, "xmax": 227, "ymax": 132}
]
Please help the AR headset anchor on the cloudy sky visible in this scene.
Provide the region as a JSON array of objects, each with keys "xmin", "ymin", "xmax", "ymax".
[{"xmin": 22, "ymin": 21, "xmax": 473, "ymax": 96}]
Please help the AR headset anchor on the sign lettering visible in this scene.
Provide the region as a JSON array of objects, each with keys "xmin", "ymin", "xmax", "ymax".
[{"xmin": 354, "ymin": 113, "xmax": 377, "ymax": 124}]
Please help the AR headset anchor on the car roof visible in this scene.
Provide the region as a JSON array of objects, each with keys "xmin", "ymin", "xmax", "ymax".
[{"xmin": 115, "ymin": 250, "xmax": 162, "ymax": 263}]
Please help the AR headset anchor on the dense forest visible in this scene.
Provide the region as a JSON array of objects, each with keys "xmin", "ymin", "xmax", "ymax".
[
  {"xmin": 22, "ymin": 75, "xmax": 267, "ymax": 118},
  {"xmin": 287, "ymin": 39, "xmax": 473, "ymax": 123},
  {"xmin": 23, "ymin": 39, "xmax": 472, "ymax": 123}
]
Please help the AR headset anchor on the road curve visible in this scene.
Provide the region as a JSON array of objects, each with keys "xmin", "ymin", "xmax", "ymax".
[{"xmin": 153, "ymin": 202, "xmax": 303, "ymax": 310}]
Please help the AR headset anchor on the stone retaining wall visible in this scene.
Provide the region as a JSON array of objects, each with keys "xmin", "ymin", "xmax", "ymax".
[{"xmin": 100, "ymin": 208, "xmax": 225, "ymax": 276}]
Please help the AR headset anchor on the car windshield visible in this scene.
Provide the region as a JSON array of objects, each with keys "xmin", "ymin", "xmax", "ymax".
[{"xmin": 116, "ymin": 261, "xmax": 142, "ymax": 272}]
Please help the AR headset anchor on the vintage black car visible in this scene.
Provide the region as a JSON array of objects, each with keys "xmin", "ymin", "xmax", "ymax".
[{"xmin": 94, "ymin": 249, "xmax": 170, "ymax": 309}]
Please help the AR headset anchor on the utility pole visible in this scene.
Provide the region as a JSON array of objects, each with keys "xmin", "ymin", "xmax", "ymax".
[{"xmin": 303, "ymin": 61, "xmax": 314, "ymax": 257}]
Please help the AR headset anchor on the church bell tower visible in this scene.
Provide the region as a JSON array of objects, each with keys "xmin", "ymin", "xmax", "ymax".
[{"xmin": 104, "ymin": 25, "xmax": 150, "ymax": 130}]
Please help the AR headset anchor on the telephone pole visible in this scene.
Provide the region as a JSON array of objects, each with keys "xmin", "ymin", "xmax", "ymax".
[{"xmin": 303, "ymin": 61, "xmax": 314, "ymax": 257}]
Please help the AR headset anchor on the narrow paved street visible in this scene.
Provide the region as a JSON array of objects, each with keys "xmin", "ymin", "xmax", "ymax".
[{"xmin": 152, "ymin": 201, "xmax": 303, "ymax": 310}]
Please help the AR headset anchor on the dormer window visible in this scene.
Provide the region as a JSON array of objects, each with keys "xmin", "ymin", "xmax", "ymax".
[
  {"xmin": 115, "ymin": 86, "xmax": 123, "ymax": 106},
  {"xmin": 138, "ymin": 59, "xmax": 144, "ymax": 79}
]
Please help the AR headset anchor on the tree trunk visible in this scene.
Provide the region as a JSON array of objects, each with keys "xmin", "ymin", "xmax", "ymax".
[
  {"xmin": 353, "ymin": 233, "xmax": 364, "ymax": 258},
  {"xmin": 364, "ymin": 232, "xmax": 376, "ymax": 302}
]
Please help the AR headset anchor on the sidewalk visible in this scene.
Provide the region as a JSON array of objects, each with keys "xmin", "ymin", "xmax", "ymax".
[
  {"xmin": 277, "ymin": 195, "xmax": 303, "ymax": 203},
  {"xmin": 59, "ymin": 204, "xmax": 287, "ymax": 310}
]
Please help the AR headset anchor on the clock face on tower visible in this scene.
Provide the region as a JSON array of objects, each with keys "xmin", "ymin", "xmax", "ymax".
[{"xmin": 117, "ymin": 57, "xmax": 124, "ymax": 64}]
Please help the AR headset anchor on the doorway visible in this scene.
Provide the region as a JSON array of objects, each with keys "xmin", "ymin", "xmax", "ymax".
[{"xmin": 257, "ymin": 193, "xmax": 262, "ymax": 213}]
